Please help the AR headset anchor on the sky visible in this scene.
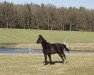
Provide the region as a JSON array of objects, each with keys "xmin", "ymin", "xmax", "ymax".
[{"xmin": 0, "ymin": 0, "xmax": 94, "ymax": 9}]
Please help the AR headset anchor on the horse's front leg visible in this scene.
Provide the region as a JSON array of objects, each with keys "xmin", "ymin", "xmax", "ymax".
[
  {"xmin": 44, "ymin": 54, "xmax": 48, "ymax": 65},
  {"xmin": 48, "ymin": 54, "xmax": 54, "ymax": 65}
]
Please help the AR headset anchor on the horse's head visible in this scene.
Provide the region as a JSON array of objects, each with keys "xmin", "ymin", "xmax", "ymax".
[{"xmin": 36, "ymin": 35, "xmax": 43, "ymax": 44}]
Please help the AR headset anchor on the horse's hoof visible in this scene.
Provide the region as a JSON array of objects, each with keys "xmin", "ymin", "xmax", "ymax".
[
  {"xmin": 44, "ymin": 64, "xmax": 47, "ymax": 65},
  {"xmin": 63, "ymin": 61, "xmax": 68, "ymax": 64},
  {"xmin": 50, "ymin": 62, "xmax": 55, "ymax": 65},
  {"xmin": 44, "ymin": 63, "xmax": 48, "ymax": 65},
  {"xmin": 63, "ymin": 62, "xmax": 66, "ymax": 64},
  {"xmin": 65, "ymin": 60, "xmax": 68, "ymax": 63}
]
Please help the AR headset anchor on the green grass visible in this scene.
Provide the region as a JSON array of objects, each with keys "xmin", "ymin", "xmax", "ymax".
[
  {"xmin": 0, "ymin": 54, "xmax": 94, "ymax": 75},
  {"xmin": 0, "ymin": 28, "xmax": 94, "ymax": 44}
]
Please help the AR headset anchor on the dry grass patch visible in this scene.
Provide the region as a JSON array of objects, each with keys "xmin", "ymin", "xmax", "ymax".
[{"xmin": 0, "ymin": 53, "xmax": 94, "ymax": 75}]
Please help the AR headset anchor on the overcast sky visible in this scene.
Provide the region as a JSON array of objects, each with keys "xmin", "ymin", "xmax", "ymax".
[{"xmin": 0, "ymin": 0, "xmax": 94, "ymax": 9}]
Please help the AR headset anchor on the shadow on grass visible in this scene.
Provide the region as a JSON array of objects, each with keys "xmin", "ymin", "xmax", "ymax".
[{"xmin": 42, "ymin": 61, "xmax": 68, "ymax": 65}]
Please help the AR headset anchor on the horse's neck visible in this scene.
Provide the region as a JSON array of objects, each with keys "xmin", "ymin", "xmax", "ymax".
[
  {"xmin": 42, "ymin": 38, "xmax": 48, "ymax": 44},
  {"xmin": 41, "ymin": 38, "xmax": 49, "ymax": 49}
]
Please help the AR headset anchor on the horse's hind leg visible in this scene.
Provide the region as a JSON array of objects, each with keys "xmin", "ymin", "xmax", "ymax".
[
  {"xmin": 61, "ymin": 52, "xmax": 66, "ymax": 60},
  {"xmin": 58, "ymin": 53, "xmax": 64, "ymax": 63},
  {"xmin": 60, "ymin": 48, "xmax": 68, "ymax": 63},
  {"xmin": 63, "ymin": 54, "xmax": 67, "ymax": 62},
  {"xmin": 62, "ymin": 53, "xmax": 68, "ymax": 63}
]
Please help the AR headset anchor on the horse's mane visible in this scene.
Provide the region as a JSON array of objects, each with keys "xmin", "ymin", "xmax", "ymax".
[{"xmin": 39, "ymin": 35, "xmax": 48, "ymax": 43}]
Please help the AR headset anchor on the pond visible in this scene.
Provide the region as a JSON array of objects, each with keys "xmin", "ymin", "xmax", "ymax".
[
  {"xmin": 0, "ymin": 48, "xmax": 94, "ymax": 54},
  {"xmin": 0, "ymin": 48, "xmax": 42, "ymax": 54}
]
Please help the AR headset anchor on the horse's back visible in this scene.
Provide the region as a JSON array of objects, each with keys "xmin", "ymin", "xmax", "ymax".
[
  {"xmin": 51, "ymin": 43, "xmax": 64, "ymax": 48},
  {"xmin": 50, "ymin": 43, "xmax": 64, "ymax": 54}
]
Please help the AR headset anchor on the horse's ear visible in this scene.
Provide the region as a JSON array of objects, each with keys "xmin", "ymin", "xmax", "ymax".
[{"xmin": 39, "ymin": 35, "xmax": 42, "ymax": 38}]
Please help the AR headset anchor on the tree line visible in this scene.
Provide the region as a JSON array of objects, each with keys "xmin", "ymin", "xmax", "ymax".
[{"xmin": 0, "ymin": 1, "xmax": 94, "ymax": 31}]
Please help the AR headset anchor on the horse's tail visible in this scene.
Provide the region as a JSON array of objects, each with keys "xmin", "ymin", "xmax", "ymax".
[{"xmin": 63, "ymin": 44, "xmax": 70, "ymax": 52}]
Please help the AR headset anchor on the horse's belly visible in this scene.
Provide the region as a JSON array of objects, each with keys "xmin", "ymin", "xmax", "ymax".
[
  {"xmin": 51, "ymin": 51, "xmax": 56, "ymax": 54},
  {"xmin": 51, "ymin": 47, "xmax": 56, "ymax": 54}
]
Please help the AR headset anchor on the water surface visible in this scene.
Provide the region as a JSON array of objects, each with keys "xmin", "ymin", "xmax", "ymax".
[{"xmin": 0, "ymin": 48, "xmax": 93, "ymax": 54}]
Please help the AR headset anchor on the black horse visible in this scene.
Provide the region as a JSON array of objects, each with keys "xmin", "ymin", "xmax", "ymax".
[{"xmin": 37, "ymin": 35, "xmax": 70, "ymax": 65}]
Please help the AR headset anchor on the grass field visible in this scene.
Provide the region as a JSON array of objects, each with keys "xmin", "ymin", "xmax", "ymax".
[
  {"xmin": 0, "ymin": 29, "xmax": 94, "ymax": 75},
  {"xmin": 0, "ymin": 53, "xmax": 94, "ymax": 75},
  {"xmin": 0, "ymin": 28, "xmax": 94, "ymax": 44}
]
